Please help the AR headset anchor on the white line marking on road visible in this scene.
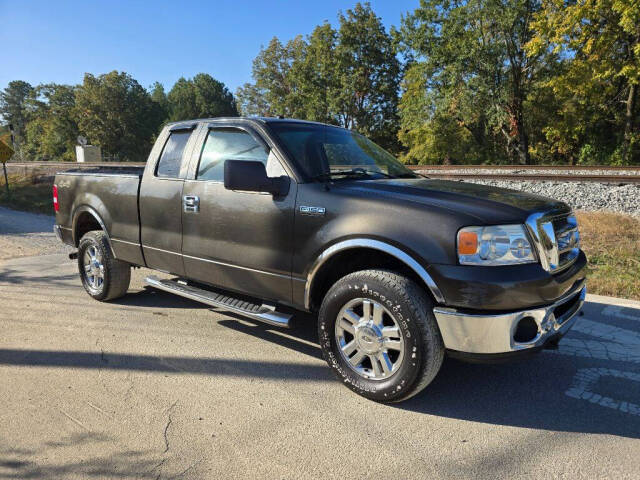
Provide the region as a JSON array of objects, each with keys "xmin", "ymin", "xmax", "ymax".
[
  {"xmin": 565, "ymin": 368, "xmax": 640, "ymax": 417},
  {"xmin": 553, "ymin": 338, "xmax": 640, "ymax": 364},
  {"xmin": 601, "ymin": 305, "xmax": 640, "ymax": 322},
  {"xmin": 551, "ymin": 316, "xmax": 640, "ymax": 363},
  {"xmin": 571, "ymin": 318, "xmax": 640, "ymax": 347},
  {"xmin": 551, "ymin": 314, "xmax": 640, "ymax": 415}
]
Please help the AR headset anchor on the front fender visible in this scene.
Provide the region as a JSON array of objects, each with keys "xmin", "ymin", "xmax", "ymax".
[{"xmin": 303, "ymin": 238, "xmax": 446, "ymax": 309}]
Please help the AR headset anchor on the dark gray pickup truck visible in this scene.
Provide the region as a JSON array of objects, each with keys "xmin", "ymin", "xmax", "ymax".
[{"xmin": 53, "ymin": 117, "xmax": 587, "ymax": 402}]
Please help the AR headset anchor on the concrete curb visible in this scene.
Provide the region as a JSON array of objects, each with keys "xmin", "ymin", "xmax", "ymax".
[{"xmin": 586, "ymin": 293, "xmax": 640, "ymax": 309}]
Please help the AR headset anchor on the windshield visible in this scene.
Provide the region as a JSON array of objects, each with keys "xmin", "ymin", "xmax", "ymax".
[{"xmin": 268, "ymin": 122, "xmax": 417, "ymax": 181}]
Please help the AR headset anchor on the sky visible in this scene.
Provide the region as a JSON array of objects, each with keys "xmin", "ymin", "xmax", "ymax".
[{"xmin": 0, "ymin": 0, "xmax": 419, "ymax": 94}]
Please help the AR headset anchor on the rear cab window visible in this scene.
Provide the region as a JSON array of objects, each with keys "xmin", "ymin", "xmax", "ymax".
[{"xmin": 156, "ymin": 131, "xmax": 193, "ymax": 178}]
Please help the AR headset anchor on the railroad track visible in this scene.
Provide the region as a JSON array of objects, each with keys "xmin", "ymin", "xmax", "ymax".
[
  {"xmin": 5, "ymin": 162, "xmax": 640, "ymax": 183},
  {"xmin": 406, "ymin": 164, "xmax": 640, "ymax": 171},
  {"xmin": 412, "ymin": 172, "xmax": 640, "ymax": 184}
]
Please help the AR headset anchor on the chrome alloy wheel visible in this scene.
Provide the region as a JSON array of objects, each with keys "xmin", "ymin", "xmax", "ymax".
[
  {"xmin": 82, "ymin": 245, "xmax": 104, "ymax": 290},
  {"xmin": 335, "ymin": 298, "xmax": 405, "ymax": 380}
]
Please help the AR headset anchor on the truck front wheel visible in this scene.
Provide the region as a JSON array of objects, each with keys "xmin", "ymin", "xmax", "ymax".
[
  {"xmin": 318, "ymin": 269, "xmax": 444, "ymax": 402},
  {"xmin": 78, "ymin": 231, "xmax": 131, "ymax": 301}
]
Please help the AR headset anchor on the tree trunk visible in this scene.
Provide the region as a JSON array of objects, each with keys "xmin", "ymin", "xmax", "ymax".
[
  {"xmin": 621, "ymin": 82, "xmax": 637, "ymax": 164},
  {"xmin": 516, "ymin": 114, "xmax": 530, "ymax": 165},
  {"xmin": 512, "ymin": 94, "xmax": 531, "ymax": 165}
]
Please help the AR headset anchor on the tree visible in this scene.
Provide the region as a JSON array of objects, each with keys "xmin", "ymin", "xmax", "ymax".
[
  {"xmin": 294, "ymin": 23, "xmax": 340, "ymax": 124},
  {"xmin": 236, "ymin": 36, "xmax": 308, "ymax": 118},
  {"xmin": 149, "ymin": 81, "xmax": 170, "ymax": 136},
  {"xmin": 75, "ymin": 71, "xmax": 161, "ymax": 161},
  {"xmin": 167, "ymin": 73, "xmax": 237, "ymax": 121},
  {"xmin": 0, "ymin": 80, "xmax": 34, "ymax": 141},
  {"xmin": 237, "ymin": 3, "xmax": 401, "ymax": 152},
  {"xmin": 22, "ymin": 83, "xmax": 79, "ymax": 161},
  {"xmin": 334, "ymin": 3, "xmax": 401, "ymax": 150},
  {"xmin": 396, "ymin": 0, "xmax": 549, "ymax": 164},
  {"xmin": 235, "ymin": 82, "xmax": 271, "ymax": 116},
  {"xmin": 527, "ymin": 0, "xmax": 640, "ymax": 164}
]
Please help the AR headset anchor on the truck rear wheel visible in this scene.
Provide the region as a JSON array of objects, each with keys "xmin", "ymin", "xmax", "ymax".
[
  {"xmin": 78, "ymin": 231, "xmax": 131, "ymax": 301},
  {"xmin": 318, "ymin": 269, "xmax": 444, "ymax": 403}
]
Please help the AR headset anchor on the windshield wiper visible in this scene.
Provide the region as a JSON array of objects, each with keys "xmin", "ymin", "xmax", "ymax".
[{"xmin": 311, "ymin": 168, "xmax": 395, "ymax": 182}]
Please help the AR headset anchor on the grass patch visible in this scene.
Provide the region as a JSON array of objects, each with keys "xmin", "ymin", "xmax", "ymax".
[
  {"xmin": 576, "ymin": 211, "xmax": 640, "ymax": 301},
  {"xmin": 0, "ymin": 172, "xmax": 55, "ymax": 215}
]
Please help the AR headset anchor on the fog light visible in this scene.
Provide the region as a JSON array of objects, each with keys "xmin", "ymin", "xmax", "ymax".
[{"xmin": 514, "ymin": 316, "xmax": 538, "ymax": 343}]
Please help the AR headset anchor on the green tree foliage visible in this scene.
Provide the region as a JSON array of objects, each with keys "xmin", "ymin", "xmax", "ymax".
[
  {"xmin": 4, "ymin": 2, "xmax": 639, "ymax": 165},
  {"xmin": 236, "ymin": 3, "xmax": 401, "ymax": 151},
  {"xmin": 527, "ymin": 0, "xmax": 640, "ymax": 164},
  {"xmin": 334, "ymin": 4, "xmax": 401, "ymax": 150},
  {"xmin": 23, "ymin": 84, "xmax": 79, "ymax": 161},
  {"xmin": 167, "ymin": 73, "xmax": 237, "ymax": 121},
  {"xmin": 75, "ymin": 71, "xmax": 162, "ymax": 161},
  {"xmin": 395, "ymin": 0, "xmax": 549, "ymax": 165},
  {"xmin": 236, "ymin": 36, "xmax": 308, "ymax": 118},
  {"xmin": 297, "ymin": 23, "xmax": 340, "ymax": 123},
  {"xmin": 0, "ymin": 80, "xmax": 34, "ymax": 141},
  {"xmin": 149, "ymin": 81, "xmax": 170, "ymax": 131}
]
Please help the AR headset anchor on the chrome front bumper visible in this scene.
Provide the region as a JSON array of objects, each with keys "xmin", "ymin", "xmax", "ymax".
[{"xmin": 433, "ymin": 283, "xmax": 586, "ymax": 354}]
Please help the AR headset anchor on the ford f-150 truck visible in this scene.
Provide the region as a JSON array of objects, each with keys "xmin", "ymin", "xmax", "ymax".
[{"xmin": 53, "ymin": 117, "xmax": 587, "ymax": 402}]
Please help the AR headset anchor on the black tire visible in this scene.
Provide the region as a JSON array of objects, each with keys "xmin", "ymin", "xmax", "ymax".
[
  {"xmin": 78, "ymin": 230, "xmax": 131, "ymax": 301},
  {"xmin": 318, "ymin": 269, "xmax": 444, "ymax": 403}
]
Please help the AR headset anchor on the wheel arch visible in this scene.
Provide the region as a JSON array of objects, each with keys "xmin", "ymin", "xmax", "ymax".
[
  {"xmin": 304, "ymin": 239, "xmax": 446, "ymax": 311},
  {"xmin": 72, "ymin": 205, "xmax": 112, "ymax": 250}
]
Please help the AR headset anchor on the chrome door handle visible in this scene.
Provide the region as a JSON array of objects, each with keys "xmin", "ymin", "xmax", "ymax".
[{"xmin": 183, "ymin": 195, "xmax": 200, "ymax": 213}]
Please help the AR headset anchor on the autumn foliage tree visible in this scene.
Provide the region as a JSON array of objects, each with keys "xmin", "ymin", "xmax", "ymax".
[{"xmin": 526, "ymin": 0, "xmax": 640, "ymax": 164}]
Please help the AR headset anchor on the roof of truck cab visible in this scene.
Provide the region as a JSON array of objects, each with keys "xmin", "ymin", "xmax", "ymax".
[{"xmin": 166, "ymin": 117, "xmax": 344, "ymax": 128}]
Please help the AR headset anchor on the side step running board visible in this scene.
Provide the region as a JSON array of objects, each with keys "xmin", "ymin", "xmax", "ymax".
[{"xmin": 145, "ymin": 275, "xmax": 292, "ymax": 328}]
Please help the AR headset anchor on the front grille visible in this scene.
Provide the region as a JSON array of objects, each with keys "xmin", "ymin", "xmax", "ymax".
[
  {"xmin": 552, "ymin": 289, "xmax": 582, "ymax": 324},
  {"xmin": 553, "ymin": 215, "xmax": 580, "ymax": 271},
  {"xmin": 527, "ymin": 211, "xmax": 580, "ymax": 273}
]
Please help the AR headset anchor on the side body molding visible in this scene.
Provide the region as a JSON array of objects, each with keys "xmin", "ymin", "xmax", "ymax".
[{"xmin": 304, "ymin": 239, "xmax": 446, "ymax": 309}]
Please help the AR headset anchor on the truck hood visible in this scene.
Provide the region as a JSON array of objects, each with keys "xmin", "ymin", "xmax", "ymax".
[{"xmin": 337, "ymin": 178, "xmax": 569, "ymax": 224}]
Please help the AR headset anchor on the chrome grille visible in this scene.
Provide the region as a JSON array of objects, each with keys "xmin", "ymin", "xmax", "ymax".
[{"xmin": 526, "ymin": 211, "xmax": 580, "ymax": 273}]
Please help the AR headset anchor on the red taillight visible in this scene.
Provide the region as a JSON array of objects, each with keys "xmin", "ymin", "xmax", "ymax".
[{"xmin": 53, "ymin": 185, "xmax": 59, "ymax": 212}]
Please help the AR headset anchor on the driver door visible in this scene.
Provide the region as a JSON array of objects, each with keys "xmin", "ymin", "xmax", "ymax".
[{"xmin": 181, "ymin": 122, "xmax": 296, "ymax": 303}]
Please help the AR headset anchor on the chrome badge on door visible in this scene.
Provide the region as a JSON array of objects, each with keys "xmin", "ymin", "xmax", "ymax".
[{"xmin": 299, "ymin": 206, "xmax": 326, "ymax": 216}]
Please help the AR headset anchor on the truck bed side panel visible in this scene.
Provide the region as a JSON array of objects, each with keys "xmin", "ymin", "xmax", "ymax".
[{"xmin": 55, "ymin": 171, "xmax": 144, "ymax": 265}]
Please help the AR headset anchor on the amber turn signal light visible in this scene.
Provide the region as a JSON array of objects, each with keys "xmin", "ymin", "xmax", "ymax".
[{"xmin": 458, "ymin": 231, "xmax": 478, "ymax": 255}]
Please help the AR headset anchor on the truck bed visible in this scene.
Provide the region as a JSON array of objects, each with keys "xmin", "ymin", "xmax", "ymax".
[{"xmin": 54, "ymin": 168, "xmax": 144, "ymax": 265}]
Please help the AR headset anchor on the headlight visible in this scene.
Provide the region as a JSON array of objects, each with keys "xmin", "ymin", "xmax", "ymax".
[{"xmin": 457, "ymin": 225, "xmax": 536, "ymax": 265}]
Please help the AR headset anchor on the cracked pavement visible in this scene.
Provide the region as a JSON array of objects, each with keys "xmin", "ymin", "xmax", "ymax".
[{"xmin": 1, "ymin": 210, "xmax": 640, "ymax": 479}]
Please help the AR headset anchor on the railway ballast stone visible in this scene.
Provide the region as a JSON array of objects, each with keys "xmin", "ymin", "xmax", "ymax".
[{"xmin": 462, "ymin": 179, "xmax": 640, "ymax": 217}]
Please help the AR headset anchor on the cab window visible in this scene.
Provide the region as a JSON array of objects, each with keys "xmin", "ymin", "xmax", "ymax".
[
  {"xmin": 197, "ymin": 128, "xmax": 284, "ymax": 181},
  {"xmin": 156, "ymin": 131, "xmax": 192, "ymax": 178}
]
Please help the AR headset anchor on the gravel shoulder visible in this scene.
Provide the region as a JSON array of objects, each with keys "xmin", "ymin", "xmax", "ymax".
[{"xmin": 0, "ymin": 206, "xmax": 71, "ymax": 261}]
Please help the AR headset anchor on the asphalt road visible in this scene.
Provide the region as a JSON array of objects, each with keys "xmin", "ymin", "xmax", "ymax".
[{"xmin": 1, "ymin": 212, "xmax": 639, "ymax": 479}]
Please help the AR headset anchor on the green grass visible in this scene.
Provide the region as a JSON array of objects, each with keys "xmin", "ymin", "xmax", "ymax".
[{"xmin": 0, "ymin": 173, "xmax": 55, "ymax": 215}]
